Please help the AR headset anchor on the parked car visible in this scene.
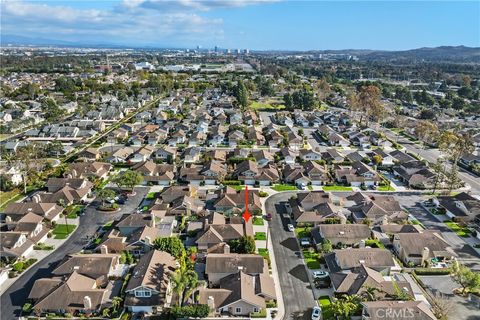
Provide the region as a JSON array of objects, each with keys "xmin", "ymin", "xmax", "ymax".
[
  {"xmin": 300, "ymin": 238, "xmax": 311, "ymax": 246},
  {"xmin": 287, "ymin": 224, "xmax": 295, "ymax": 232},
  {"xmin": 311, "ymin": 306, "xmax": 322, "ymax": 320},
  {"xmin": 312, "ymin": 270, "xmax": 329, "ymax": 279}
]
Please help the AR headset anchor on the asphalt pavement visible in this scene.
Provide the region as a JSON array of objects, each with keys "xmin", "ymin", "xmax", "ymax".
[
  {"xmin": 265, "ymin": 192, "xmax": 317, "ymax": 320},
  {"xmin": 0, "ymin": 187, "xmax": 148, "ymax": 319}
]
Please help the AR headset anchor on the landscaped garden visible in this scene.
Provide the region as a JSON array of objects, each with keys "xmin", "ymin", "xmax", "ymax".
[
  {"xmin": 295, "ymin": 226, "xmax": 311, "ymax": 238},
  {"xmin": 64, "ymin": 205, "xmax": 84, "ymax": 219},
  {"xmin": 302, "ymin": 250, "xmax": 321, "ymax": 269},
  {"xmin": 52, "ymin": 224, "xmax": 76, "ymax": 239},
  {"xmin": 444, "ymin": 220, "xmax": 472, "ymax": 237}
]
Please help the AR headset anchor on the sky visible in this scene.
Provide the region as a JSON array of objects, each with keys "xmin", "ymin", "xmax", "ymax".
[{"xmin": 1, "ymin": 0, "xmax": 479, "ymax": 50}]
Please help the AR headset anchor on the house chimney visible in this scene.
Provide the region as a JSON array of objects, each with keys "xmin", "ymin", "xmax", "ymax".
[
  {"xmin": 421, "ymin": 247, "xmax": 430, "ymax": 265},
  {"xmin": 5, "ymin": 216, "xmax": 12, "ymax": 223},
  {"xmin": 73, "ymin": 266, "xmax": 80, "ymax": 271},
  {"xmin": 145, "ymin": 236, "xmax": 151, "ymax": 246},
  {"xmin": 224, "ymin": 244, "xmax": 230, "ymax": 254},
  {"xmin": 207, "ymin": 296, "xmax": 215, "ymax": 310},
  {"xmin": 83, "ymin": 296, "xmax": 92, "ymax": 309},
  {"xmin": 150, "ymin": 211, "xmax": 156, "ymax": 228},
  {"xmin": 359, "ymin": 240, "xmax": 366, "ymax": 248},
  {"xmin": 100, "ymin": 245, "xmax": 108, "ymax": 254},
  {"xmin": 237, "ymin": 266, "xmax": 243, "ymax": 272}
]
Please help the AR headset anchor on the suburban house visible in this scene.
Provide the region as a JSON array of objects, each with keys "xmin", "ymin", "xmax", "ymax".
[
  {"xmin": 334, "ymin": 161, "xmax": 381, "ymax": 188},
  {"xmin": 132, "ymin": 161, "xmax": 176, "ymax": 186},
  {"xmin": 434, "ymin": 192, "xmax": 480, "ymax": 223},
  {"xmin": 393, "ymin": 160, "xmax": 436, "ymax": 189},
  {"xmin": 2, "ymin": 202, "xmax": 63, "ymax": 222},
  {"xmin": 195, "ymin": 212, "xmax": 253, "ymax": 253},
  {"xmin": 28, "ymin": 271, "xmax": 109, "ymax": 315},
  {"xmin": 204, "ymin": 253, "xmax": 269, "ymax": 286},
  {"xmin": 331, "ymin": 264, "xmax": 413, "ymax": 298},
  {"xmin": 214, "ymin": 187, "xmax": 262, "ymax": 215},
  {"xmin": 393, "ymin": 231, "xmax": 456, "ymax": 266},
  {"xmin": 233, "ymin": 160, "xmax": 280, "ymax": 186},
  {"xmin": 124, "ymin": 250, "xmax": 177, "ymax": 314},
  {"xmin": 287, "ymin": 191, "xmax": 347, "ymax": 225},
  {"xmin": 199, "ymin": 270, "xmax": 275, "ymax": 317},
  {"xmin": 346, "ymin": 193, "xmax": 408, "ymax": 224},
  {"xmin": 311, "ymin": 224, "xmax": 371, "ymax": 247},
  {"xmin": 325, "ymin": 248, "xmax": 399, "ymax": 274},
  {"xmin": 65, "ymin": 162, "xmax": 112, "ymax": 180}
]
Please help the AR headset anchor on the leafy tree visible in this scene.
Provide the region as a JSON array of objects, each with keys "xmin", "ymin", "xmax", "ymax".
[
  {"xmin": 321, "ymin": 239, "xmax": 333, "ymax": 253},
  {"xmin": 283, "ymin": 93, "xmax": 293, "ymax": 109},
  {"xmin": 97, "ymin": 189, "xmax": 115, "ymax": 207},
  {"xmin": 229, "ymin": 235, "xmax": 256, "ymax": 254},
  {"xmin": 153, "ymin": 237, "xmax": 186, "ymax": 259},
  {"xmin": 113, "ymin": 170, "xmax": 143, "ymax": 192},
  {"xmin": 234, "ymin": 80, "xmax": 249, "ymax": 109},
  {"xmin": 451, "ymin": 261, "xmax": 480, "ymax": 294},
  {"xmin": 349, "ymin": 85, "xmax": 384, "ymax": 126},
  {"xmin": 331, "ymin": 295, "xmax": 362, "ymax": 319},
  {"xmin": 372, "ymin": 155, "xmax": 383, "ymax": 166}
]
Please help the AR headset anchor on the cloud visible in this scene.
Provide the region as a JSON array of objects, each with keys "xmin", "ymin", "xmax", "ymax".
[
  {"xmin": 122, "ymin": 0, "xmax": 279, "ymax": 11},
  {"xmin": 0, "ymin": 0, "xmax": 228, "ymax": 46}
]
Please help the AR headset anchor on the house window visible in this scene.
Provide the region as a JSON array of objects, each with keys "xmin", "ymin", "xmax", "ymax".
[
  {"xmin": 135, "ymin": 289, "xmax": 151, "ymax": 297},
  {"xmin": 253, "ymin": 307, "xmax": 259, "ymax": 313},
  {"xmin": 235, "ymin": 307, "xmax": 242, "ymax": 314}
]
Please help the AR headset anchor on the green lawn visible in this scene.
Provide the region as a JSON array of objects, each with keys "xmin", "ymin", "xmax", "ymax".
[
  {"xmin": 378, "ymin": 185, "xmax": 395, "ymax": 191},
  {"xmin": 102, "ymin": 221, "xmax": 114, "ymax": 231},
  {"xmin": 318, "ymin": 296, "xmax": 334, "ymax": 320},
  {"xmin": 230, "ymin": 185, "xmax": 244, "ymax": 191},
  {"xmin": 255, "ymin": 232, "xmax": 267, "ymax": 241},
  {"xmin": 249, "ymin": 102, "xmax": 285, "ymax": 110},
  {"xmin": 303, "ymin": 250, "xmax": 321, "ymax": 269},
  {"xmin": 253, "ymin": 217, "xmax": 264, "ymax": 226},
  {"xmin": 322, "ymin": 185, "xmax": 353, "ymax": 191},
  {"xmin": 295, "ymin": 227, "xmax": 311, "ymax": 238},
  {"xmin": 52, "ymin": 224, "xmax": 76, "ymax": 239},
  {"xmin": 271, "ymin": 184, "xmax": 297, "ymax": 192},
  {"xmin": 0, "ymin": 189, "xmax": 23, "ymax": 211},
  {"xmin": 444, "ymin": 221, "xmax": 472, "ymax": 237}
]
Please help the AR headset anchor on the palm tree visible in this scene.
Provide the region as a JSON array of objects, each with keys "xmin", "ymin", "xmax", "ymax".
[
  {"xmin": 111, "ymin": 297, "xmax": 123, "ymax": 314},
  {"xmin": 57, "ymin": 199, "xmax": 69, "ymax": 233},
  {"xmin": 170, "ymin": 266, "xmax": 198, "ymax": 306},
  {"xmin": 361, "ymin": 286, "xmax": 382, "ymax": 302}
]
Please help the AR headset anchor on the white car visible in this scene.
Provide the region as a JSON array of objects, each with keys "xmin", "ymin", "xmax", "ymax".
[
  {"xmin": 287, "ymin": 224, "xmax": 295, "ymax": 232},
  {"xmin": 312, "ymin": 270, "xmax": 329, "ymax": 279},
  {"xmin": 311, "ymin": 306, "xmax": 322, "ymax": 320}
]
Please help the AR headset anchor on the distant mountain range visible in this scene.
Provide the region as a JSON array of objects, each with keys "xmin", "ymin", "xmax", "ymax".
[{"xmin": 2, "ymin": 34, "xmax": 479, "ymax": 62}]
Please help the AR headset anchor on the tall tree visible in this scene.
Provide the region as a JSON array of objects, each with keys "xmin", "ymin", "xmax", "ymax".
[{"xmin": 234, "ymin": 80, "xmax": 249, "ymax": 109}]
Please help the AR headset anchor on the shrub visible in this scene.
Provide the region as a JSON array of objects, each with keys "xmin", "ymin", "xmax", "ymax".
[
  {"xmin": 259, "ymin": 191, "xmax": 269, "ymax": 197},
  {"xmin": 414, "ymin": 268, "xmax": 451, "ymax": 275},
  {"xmin": 12, "ymin": 262, "xmax": 24, "ymax": 272},
  {"xmin": 22, "ymin": 303, "xmax": 33, "ymax": 314},
  {"xmin": 171, "ymin": 304, "xmax": 210, "ymax": 318},
  {"xmin": 223, "ymin": 180, "xmax": 241, "ymax": 185},
  {"xmin": 250, "ymin": 309, "xmax": 267, "ymax": 318}
]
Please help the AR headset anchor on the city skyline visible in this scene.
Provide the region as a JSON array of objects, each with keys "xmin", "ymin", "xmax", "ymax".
[{"xmin": 1, "ymin": 0, "xmax": 479, "ymax": 50}]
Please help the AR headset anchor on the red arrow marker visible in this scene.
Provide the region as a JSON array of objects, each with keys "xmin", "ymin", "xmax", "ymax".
[{"xmin": 243, "ymin": 185, "xmax": 251, "ymax": 222}]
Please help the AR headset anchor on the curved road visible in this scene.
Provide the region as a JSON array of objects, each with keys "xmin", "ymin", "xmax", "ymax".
[
  {"xmin": 265, "ymin": 192, "xmax": 317, "ymax": 320},
  {"xmin": 0, "ymin": 187, "xmax": 148, "ymax": 319}
]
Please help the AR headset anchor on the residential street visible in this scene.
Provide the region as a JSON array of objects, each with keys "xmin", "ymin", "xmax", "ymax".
[
  {"xmin": 265, "ymin": 192, "xmax": 317, "ymax": 320},
  {"xmin": 0, "ymin": 187, "xmax": 148, "ymax": 320},
  {"xmin": 383, "ymin": 129, "xmax": 480, "ymax": 194}
]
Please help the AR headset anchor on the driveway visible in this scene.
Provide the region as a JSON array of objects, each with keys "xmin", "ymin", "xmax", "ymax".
[
  {"xmin": 265, "ymin": 192, "xmax": 317, "ymax": 320},
  {"xmin": 0, "ymin": 187, "xmax": 148, "ymax": 319},
  {"xmin": 419, "ymin": 275, "xmax": 479, "ymax": 320}
]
